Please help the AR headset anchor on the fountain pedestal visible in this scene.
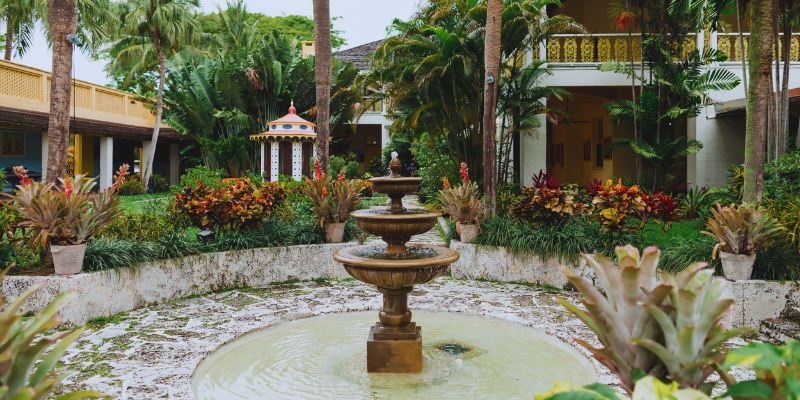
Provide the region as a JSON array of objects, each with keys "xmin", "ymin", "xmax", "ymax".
[{"xmin": 333, "ymin": 156, "xmax": 458, "ymax": 373}]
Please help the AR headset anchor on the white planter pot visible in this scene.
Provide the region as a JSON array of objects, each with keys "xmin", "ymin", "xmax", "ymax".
[
  {"xmin": 719, "ymin": 251, "xmax": 756, "ymax": 281},
  {"xmin": 457, "ymin": 223, "xmax": 480, "ymax": 244},
  {"xmin": 51, "ymin": 243, "xmax": 86, "ymax": 275},
  {"xmin": 324, "ymin": 222, "xmax": 346, "ymax": 243}
]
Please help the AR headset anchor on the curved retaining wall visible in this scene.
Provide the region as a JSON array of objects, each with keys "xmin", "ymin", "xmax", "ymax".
[{"xmin": 3, "ymin": 242, "xmax": 798, "ymax": 328}]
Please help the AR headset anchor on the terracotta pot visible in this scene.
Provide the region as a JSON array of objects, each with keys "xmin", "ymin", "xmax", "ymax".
[
  {"xmin": 719, "ymin": 251, "xmax": 756, "ymax": 281},
  {"xmin": 457, "ymin": 223, "xmax": 480, "ymax": 244},
  {"xmin": 51, "ymin": 243, "xmax": 86, "ymax": 275},
  {"xmin": 324, "ymin": 222, "xmax": 346, "ymax": 243}
]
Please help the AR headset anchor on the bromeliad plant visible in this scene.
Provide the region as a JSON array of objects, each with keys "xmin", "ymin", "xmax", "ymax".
[
  {"xmin": 437, "ymin": 163, "xmax": 484, "ymax": 225},
  {"xmin": 0, "ymin": 266, "xmax": 106, "ymax": 399},
  {"xmin": 7, "ymin": 165, "xmax": 127, "ymax": 247},
  {"xmin": 559, "ymin": 246, "xmax": 745, "ymax": 394},
  {"xmin": 305, "ymin": 162, "xmax": 361, "ymax": 228},
  {"xmin": 702, "ymin": 203, "xmax": 784, "ymax": 257}
]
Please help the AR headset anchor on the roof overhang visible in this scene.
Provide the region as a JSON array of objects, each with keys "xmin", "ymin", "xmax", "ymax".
[
  {"xmin": 249, "ymin": 132, "xmax": 317, "ymax": 142},
  {"xmin": 714, "ymin": 87, "xmax": 800, "ymax": 117}
]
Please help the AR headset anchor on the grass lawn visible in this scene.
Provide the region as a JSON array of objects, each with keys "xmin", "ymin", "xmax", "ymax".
[
  {"xmin": 119, "ymin": 193, "xmax": 172, "ymax": 213},
  {"xmin": 641, "ymin": 219, "xmax": 707, "ymax": 249}
]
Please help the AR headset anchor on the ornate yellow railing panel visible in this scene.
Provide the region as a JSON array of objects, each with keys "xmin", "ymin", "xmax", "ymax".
[{"xmin": 0, "ymin": 59, "xmax": 159, "ymax": 129}]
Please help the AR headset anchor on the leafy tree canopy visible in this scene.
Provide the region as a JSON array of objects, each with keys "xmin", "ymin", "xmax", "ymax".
[{"xmin": 197, "ymin": 11, "xmax": 346, "ymax": 49}]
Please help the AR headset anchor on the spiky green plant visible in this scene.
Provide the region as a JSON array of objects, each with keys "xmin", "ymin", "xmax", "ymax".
[
  {"xmin": 0, "ymin": 267, "xmax": 106, "ymax": 399},
  {"xmin": 680, "ymin": 187, "xmax": 711, "ymax": 219},
  {"xmin": 437, "ymin": 181, "xmax": 484, "ymax": 225},
  {"xmin": 635, "ymin": 263, "xmax": 750, "ymax": 392},
  {"xmin": 558, "ymin": 245, "xmax": 667, "ymax": 393},
  {"xmin": 702, "ymin": 203, "xmax": 784, "ymax": 256}
]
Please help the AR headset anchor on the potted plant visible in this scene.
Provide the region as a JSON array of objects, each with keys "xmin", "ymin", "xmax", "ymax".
[
  {"xmin": 702, "ymin": 203, "xmax": 783, "ymax": 280},
  {"xmin": 437, "ymin": 162, "xmax": 484, "ymax": 243},
  {"xmin": 7, "ymin": 165, "xmax": 127, "ymax": 275},
  {"xmin": 305, "ymin": 162, "xmax": 361, "ymax": 243}
]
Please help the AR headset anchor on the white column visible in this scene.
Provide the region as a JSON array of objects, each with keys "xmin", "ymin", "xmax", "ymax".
[
  {"xmin": 141, "ymin": 140, "xmax": 152, "ymax": 176},
  {"xmin": 99, "ymin": 136, "xmax": 114, "ymax": 190},
  {"xmin": 291, "ymin": 141, "xmax": 302, "ymax": 181},
  {"xmin": 270, "ymin": 141, "xmax": 279, "ymax": 182},
  {"xmin": 169, "ymin": 143, "xmax": 180, "ymax": 185},
  {"xmin": 259, "ymin": 141, "xmax": 265, "ymax": 176},
  {"xmin": 520, "ymin": 98, "xmax": 548, "ymax": 186},
  {"xmin": 381, "ymin": 125, "xmax": 391, "ymax": 150},
  {"xmin": 40, "ymin": 130, "xmax": 48, "ymax": 180}
]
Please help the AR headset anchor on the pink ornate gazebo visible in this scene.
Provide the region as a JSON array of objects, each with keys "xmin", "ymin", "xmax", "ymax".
[{"xmin": 249, "ymin": 102, "xmax": 316, "ymax": 181}]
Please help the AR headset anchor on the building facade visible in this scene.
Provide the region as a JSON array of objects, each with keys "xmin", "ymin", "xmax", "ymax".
[
  {"xmin": 335, "ymin": 0, "xmax": 800, "ymax": 189},
  {"xmin": 0, "ymin": 59, "xmax": 187, "ymax": 190}
]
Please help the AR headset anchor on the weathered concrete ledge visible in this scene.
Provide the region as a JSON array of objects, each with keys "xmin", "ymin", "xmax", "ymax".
[{"xmin": 3, "ymin": 241, "xmax": 797, "ymax": 329}]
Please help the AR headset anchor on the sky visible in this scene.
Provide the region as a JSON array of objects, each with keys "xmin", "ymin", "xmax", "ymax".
[{"xmin": 12, "ymin": 0, "xmax": 422, "ymax": 84}]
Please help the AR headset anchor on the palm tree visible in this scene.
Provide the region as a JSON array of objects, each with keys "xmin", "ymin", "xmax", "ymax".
[
  {"xmin": 313, "ymin": 0, "xmax": 332, "ymax": 173},
  {"xmin": 482, "ymin": 0, "xmax": 501, "ymax": 215},
  {"xmin": 743, "ymin": 0, "xmax": 774, "ymax": 202},
  {"xmin": 108, "ymin": 0, "xmax": 199, "ymax": 189},
  {"xmin": 45, "ymin": 0, "xmax": 77, "ymax": 181},
  {"xmin": 1, "ymin": 0, "xmax": 38, "ymax": 60}
]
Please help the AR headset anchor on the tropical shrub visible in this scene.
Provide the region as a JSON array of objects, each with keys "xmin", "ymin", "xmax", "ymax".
[
  {"xmin": 0, "ymin": 267, "xmax": 105, "ymax": 399},
  {"xmin": 7, "ymin": 166, "xmax": 126, "ymax": 246},
  {"xmin": 117, "ymin": 174, "xmax": 145, "ymax": 195},
  {"xmin": 179, "ymin": 166, "xmax": 225, "ymax": 190},
  {"xmin": 173, "ymin": 178, "xmax": 287, "ymax": 230},
  {"xmin": 511, "ymin": 171, "xmax": 584, "ymax": 225},
  {"xmin": 536, "ymin": 376, "xmax": 711, "ymax": 400},
  {"xmin": 702, "ymin": 203, "xmax": 783, "ymax": 256},
  {"xmin": 100, "ymin": 211, "xmax": 180, "ymax": 242},
  {"xmin": 722, "ymin": 340, "xmax": 800, "ymax": 400},
  {"xmin": 679, "ymin": 187, "xmax": 711, "ymax": 219},
  {"xmin": 638, "ymin": 191, "xmax": 678, "ymax": 228},
  {"xmin": 329, "ymin": 154, "xmax": 361, "ymax": 179},
  {"xmin": 411, "ymin": 133, "xmax": 459, "ymax": 203},
  {"xmin": 764, "ymin": 197, "xmax": 800, "ymax": 252},
  {"xmin": 305, "ymin": 163, "xmax": 361, "ymax": 227},
  {"xmin": 591, "ymin": 179, "xmax": 646, "ymax": 232},
  {"xmin": 148, "ymin": 173, "xmax": 170, "ymax": 193},
  {"xmin": 559, "ymin": 246, "xmax": 744, "ymax": 394},
  {"xmin": 437, "ymin": 163, "xmax": 484, "ymax": 225}
]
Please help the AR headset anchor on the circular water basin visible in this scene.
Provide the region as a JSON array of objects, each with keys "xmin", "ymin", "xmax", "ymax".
[{"xmin": 192, "ymin": 311, "xmax": 596, "ymax": 400}]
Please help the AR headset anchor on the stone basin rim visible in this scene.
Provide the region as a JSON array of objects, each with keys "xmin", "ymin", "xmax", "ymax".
[
  {"xmin": 351, "ymin": 209, "xmax": 442, "ymax": 221},
  {"xmin": 333, "ymin": 245, "xmax": 459, "ymax": 268},
  {"xmin": 370, "ymin": 176, "xmax": 422, "ymax": 184}
]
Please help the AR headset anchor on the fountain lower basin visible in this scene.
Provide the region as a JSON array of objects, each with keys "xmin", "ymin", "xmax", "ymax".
[{"xmin": 191, "ymin": 311, "xmax": 597, "ymax": 400}]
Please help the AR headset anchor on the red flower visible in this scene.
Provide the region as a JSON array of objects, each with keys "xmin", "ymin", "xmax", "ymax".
[
  {"xmin": 532, "ymin": 170, "xmax": 558, "ymax": 189},
  {"xmin": 338, "ymin": 168, "xmax": 345, "ymax": 182},
  {"xmin": 442, "ymin": 176, "xmax": 451, "ymax": 190},
  {"xmin": 314, "ymin": 160, "xmax": 323, "ymax": 181},
  {"xmin": 459, "ymin": 162, "xmax": 469, "ymax": 184},
  {"xmin": 63, "ymin": 176, "xmax": 74, "ymax": 199},
  {"xmin": 615, "ymin": 10, "xmax": 638, "ymax": 30},
  {"xmin": 112, "ymin": 164, "xmax": 130, "ymax": 192},
  {"xmin": 12, "ymin": 166, "xmax": 29, "ymax": 186}
]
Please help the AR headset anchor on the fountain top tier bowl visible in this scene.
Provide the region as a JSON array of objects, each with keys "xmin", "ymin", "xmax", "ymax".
[{"xmin": 369, "ymin": 156, "xmax": 422, "ymax": 213}]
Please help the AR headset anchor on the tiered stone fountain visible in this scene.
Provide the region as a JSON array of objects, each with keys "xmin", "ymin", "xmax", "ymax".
[{"xmin": 333, "ymin": 155, "xmax": 459, "ymax": 373}]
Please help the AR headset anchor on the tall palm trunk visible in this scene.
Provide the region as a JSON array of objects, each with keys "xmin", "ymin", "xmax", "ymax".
[
  {"xmin": 45, "ymin": 0, "xmax": 77, "ymax": 181},
  {"xmin": 779, "ymin": 10, "xmax": 791, "ymax": 156},
  {"xmin": 736, "ymin": 0, "xmax": 748, "ymax": 98},
  {"xmin": 313, "ymin": 0, "xmax": 332, "ymax": 173},
  {"xmin": 142, "ymin": 40, "xmax": 165, "ymax": 189},
  {"xmin": 481, "ymin": 0, "xmax": 501, "ymax": 216},
  {"xmin": 743, "ymin": 0, "xmax": 774, "ymax": 203},
  {"xmin": 4, "ymin": 22, "xmax": 12, "ymax": 60}
]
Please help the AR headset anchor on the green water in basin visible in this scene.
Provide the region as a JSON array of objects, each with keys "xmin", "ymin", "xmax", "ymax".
[{"xmin": 191, "ymin": 311, "xmax": 596, "ymax": 400}]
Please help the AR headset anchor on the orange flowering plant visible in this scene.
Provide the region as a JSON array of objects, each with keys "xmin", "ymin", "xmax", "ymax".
[
  {"xmin": 591, "ymin": 179, "xmax": 646, "ymax": 232},
  {"xmin": 6, "ymin": 164, "xmax": 128, "ymax": 246},
  {"xmin": 437, "ymin": 162, "xmax": 484, "ymax": 224},
  {"xmin": 304, "ymin": 161, "xmax": 361, "ymax": 227},
  {"xmin": 173, "ymin": 178, "xmax": 287, "ymax": 230}
]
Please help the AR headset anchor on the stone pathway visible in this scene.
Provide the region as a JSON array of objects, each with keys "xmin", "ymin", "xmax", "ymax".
[{"xmin": 56, "ymin": 278, "xmax": 616, "ymax": 399}]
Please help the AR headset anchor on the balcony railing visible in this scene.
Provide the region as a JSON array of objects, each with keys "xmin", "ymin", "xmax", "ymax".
[
  {"xmin": 542, "ymin": 32, "xmax": 800, "ymax": 64},
  {"xmin": 0, "ymin": 59, "xmax": 157, "ymax": 128},
  {"xmin": 543, "ymin": 33, "xmax": 696, "ymax": 63},
  {"xmin": 716, "ymin": 32, "xmax": 800, "ymax": 62}
]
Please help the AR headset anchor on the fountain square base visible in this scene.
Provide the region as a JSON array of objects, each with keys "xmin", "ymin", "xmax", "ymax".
[{"xmin": 367, "ymin": 324, "xmax": 423, "ymax": 373}]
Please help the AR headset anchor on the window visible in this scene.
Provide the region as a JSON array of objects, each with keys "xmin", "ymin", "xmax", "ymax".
[
  {"xmin": 0, "ymin": 132, "xmax": 25, "ymax": 157},
  {"xmin": 299, "ymin": 125, "xmax": 308, "ymax": 130},
  {"xmin": 282, "ymin": 124, "xmax": 292, "ymax": 130},
  {"xmin": 271, "ymin": 125, "xmax": 277, "ymax": 130}
]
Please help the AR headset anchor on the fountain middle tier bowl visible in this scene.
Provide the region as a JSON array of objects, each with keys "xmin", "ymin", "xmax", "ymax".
[
  {"xmin": 369, "ymin": 176, "xmax": 422, "ymax": 196},
  {"xmin": 351, "ymin": 208, "xmax": 442, "ymax": 239},
  {"xmin": 333, "ymin": 244, "xmax": 459, "ymax": 289}
]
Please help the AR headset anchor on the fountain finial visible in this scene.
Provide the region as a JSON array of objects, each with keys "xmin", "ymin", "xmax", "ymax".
[{"xmin": 389, "ymin": 151, "xmax": 402, "ymax": 178}]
